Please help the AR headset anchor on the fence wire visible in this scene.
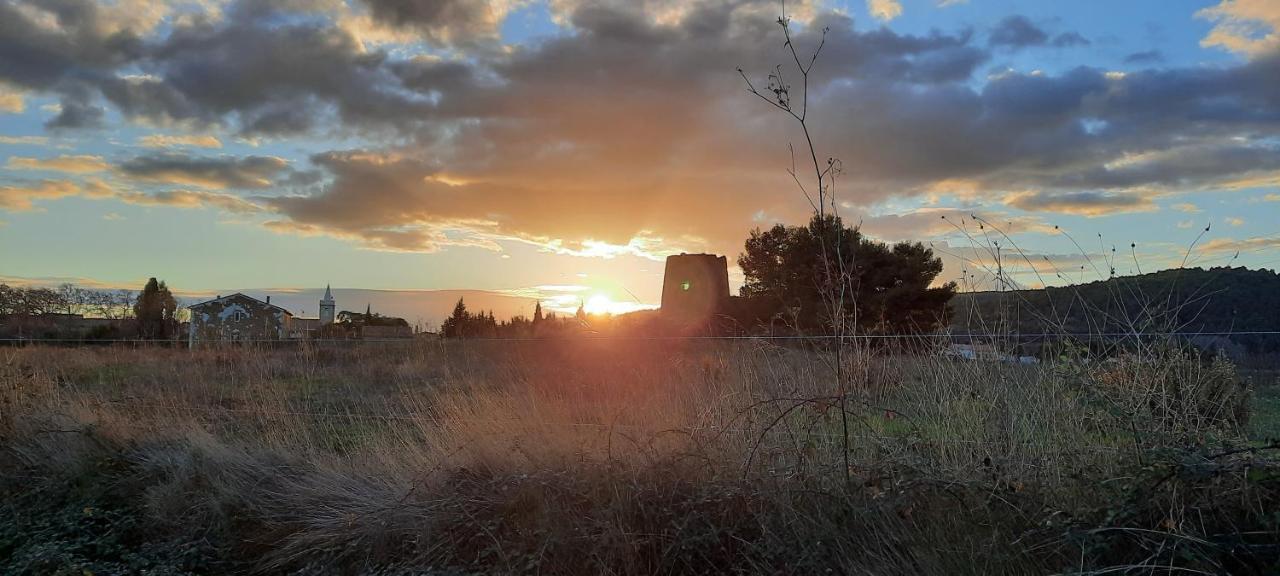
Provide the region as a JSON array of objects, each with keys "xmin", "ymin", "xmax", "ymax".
[{"xmin": 3, "ymin": 330, "xmax": 1280, "ymax": 344}]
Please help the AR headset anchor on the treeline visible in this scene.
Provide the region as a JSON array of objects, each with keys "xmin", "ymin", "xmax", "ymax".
[
  {"xmin": 951, "ymin": 266, "xmax": 1280, "ymax": 353},
  {"xmin": 0, "ymin": 283, "xmax": 135, "ymax": 318},
  {"xmin": 0, "ymin": 277, "xmax": 180, "ymax": 340},
  {"xmin": 442, "ymin": 298, "xmax": 594, "ymax": 339}
]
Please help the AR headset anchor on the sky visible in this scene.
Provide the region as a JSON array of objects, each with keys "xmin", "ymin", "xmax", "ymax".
[{"xmin": 2, "ymin": 0, "xmax": 1279, "ymax": 323}]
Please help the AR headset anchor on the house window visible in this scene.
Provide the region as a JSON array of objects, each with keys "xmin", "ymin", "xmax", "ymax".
[{"xmin": 232, "ymin": 311, "xmax": 248, "ymax": 321}]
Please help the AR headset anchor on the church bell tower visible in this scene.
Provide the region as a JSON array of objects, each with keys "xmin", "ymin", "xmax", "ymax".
[{"xmin": 320, "ymin": 284, "xmax": 336, "ymax": 324}]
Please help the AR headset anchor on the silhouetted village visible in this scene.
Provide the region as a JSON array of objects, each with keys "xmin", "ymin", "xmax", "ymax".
[
  {"xmin": 0, "ymin": 281, "xmax": 415, "ymax": 344},
  {"xmin": 3, "ymin": 213, "xmax": 1276, "ymax": 357}
]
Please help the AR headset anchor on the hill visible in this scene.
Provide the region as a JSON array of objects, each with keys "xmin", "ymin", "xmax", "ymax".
[{"xmin": 950, "ymin": 267, "xmax": 1280, "ymax": 353}]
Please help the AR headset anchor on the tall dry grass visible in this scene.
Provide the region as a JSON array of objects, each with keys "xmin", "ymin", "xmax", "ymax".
[{"xmin": 1, "ymin": 339, "xmax": 1274, "ymax": 574}]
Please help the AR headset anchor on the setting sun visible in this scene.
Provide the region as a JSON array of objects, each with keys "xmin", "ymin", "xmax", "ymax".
[{"xmin": 581, "ymin": 293, "xmax": 655, "ymax": 316}]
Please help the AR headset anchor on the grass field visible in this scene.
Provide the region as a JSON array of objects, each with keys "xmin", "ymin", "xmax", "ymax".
[{"xmin": 2, "ymin": 341, "xmax": 1278, "ymax": 575}]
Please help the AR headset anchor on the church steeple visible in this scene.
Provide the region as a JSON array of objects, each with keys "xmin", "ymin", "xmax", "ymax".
[{"xmin": 319, "ymin": 284, "xmax": 336, "ymax": 324}]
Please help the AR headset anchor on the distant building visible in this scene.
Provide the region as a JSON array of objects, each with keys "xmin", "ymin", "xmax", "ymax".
[
  {"xmin": 661, "ymin": 253, "xmax": 730, "ymax": 320},
  {"xmin": 319, "ymin": 284, "xmax": 336, "ymax": 325},
  {"xmin": 288, "ymin": 317, "xmax": 321, "ymax": 339},
  {"xmin": 289, "ymin": 285, "xmax": 337, "ymax": 339},
  {"xmin": 188, "ymin": 293, "xmax": 292, "ymax": 344}
]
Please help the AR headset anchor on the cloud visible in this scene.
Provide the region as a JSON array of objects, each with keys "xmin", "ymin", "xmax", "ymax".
[
  {"xmin": 0, "ymin": 179, "xmax": 112, "ymax": 211},
  {"xmin": 989, "ymin": 15, "xmax": 1048, "ymax": 47},
  {"xmin": 1051, "ymin": 32, "xmax": 1090, "ymax": 47},
  {"xmin": 0, "ymin": 83, "xmax": 25, "ymax": 112},
  {"xmin": 137, "ymin": 134, "xmax": 223, "ymax": 149},
  {"xmin": 1172, "ymin": 203, "xmax": 1202, "ymax": 213},
  {"xmin": 856, "ymin": 209, "xmax": 1054, "ymax": 242},
  {"xmin": 117, "ymin": 154, "xmax": 291, "ymax": 189},
  {"xmin": 6, "ymin": 155, "xmax": 109, "ymax": 173},
  {"xmin": 867, "ymin": 0, "xmax": 902, "ymax": 22},
  {"xmin": 354, "ymin": 0, "xmax": 514, "ymax": 48},
  {"xmin": 1124, "ymin": 50, "xmax": 1164, "ymax": 64},
  {"xmin": 1225, "ymin": 216, "xmax": 1245, "ymax": 227},
  {"xmin": 1004, "ymin": 190, "xmax": 1158, "ymax": 216},
  {"xmin": 1201, "ymin": 235, "xmax": 1280, "ymax": 254},
  {"xmin": 0, "ymin": 135, "xmax": 49, "ymax": 146},
  {"xmin": 115, "ymin": 189, "xmax": 263, "ymax": 214},
  {"xmin": 988, "ymin": 16, "xmax": 1087, "ymax": 49},
  {"xmin": 1197, "ymin": 0, "xmax": 1280, "ymax": 56}
]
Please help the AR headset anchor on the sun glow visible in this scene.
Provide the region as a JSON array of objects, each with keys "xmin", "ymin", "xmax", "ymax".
[{"xmin": 581, "ymin": 293, "xmax": 657, "ymax": 316}]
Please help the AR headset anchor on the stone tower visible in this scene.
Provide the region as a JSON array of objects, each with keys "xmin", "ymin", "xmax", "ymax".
[
  {"xmin": 319, "ymin": 284, "xmax": 336, "ymax": 324},
  {"xmin": 660, "ymin": 253, "xmax": 730, "ymax": 320}
]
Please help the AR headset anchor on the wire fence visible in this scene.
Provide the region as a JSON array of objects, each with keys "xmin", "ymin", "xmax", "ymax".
[{"xmin": 3, "ymin": 330, "xmax": 1280, "ymax": 345}]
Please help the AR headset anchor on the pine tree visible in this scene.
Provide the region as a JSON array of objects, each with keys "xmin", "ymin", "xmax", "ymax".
[
  {"xmin": 443, "ymin": 297, "xmax": 468, "ymax": 338},
  {"xmin": 133, "ymin": 278, "xmax": 176, "ymax": 339}
]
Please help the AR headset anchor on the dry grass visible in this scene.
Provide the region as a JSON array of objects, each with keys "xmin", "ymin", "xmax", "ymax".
[{"xmin": 1, "ymin": 340, "xmax": 1276, "ymax": 575}]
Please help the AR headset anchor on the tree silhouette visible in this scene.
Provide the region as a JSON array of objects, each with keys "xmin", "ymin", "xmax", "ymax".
[
  {"xmin": 133, "ymin": 278, "xmax": 177, "ymax": 339},
  {"xmin": 739, "ymin": 214, "xmax": 955, "ymax": 333}
]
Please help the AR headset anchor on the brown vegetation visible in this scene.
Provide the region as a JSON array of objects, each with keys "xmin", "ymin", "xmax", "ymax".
[{"xmin": 2, "ymin": 340, "xmax": 1277, "ymax": 574}]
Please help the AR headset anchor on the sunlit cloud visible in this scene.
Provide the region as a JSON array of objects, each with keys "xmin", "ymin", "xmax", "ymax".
[
  {"xmin": 0, "ymin": 82, "xmax": 25, "ymax": 113},
  {"xmin": 867, "ymin": 0, "xmax": 903, "ymax": 22},
  {"xmin": 1003, "ymin": 190, "xmax": 1158, "ymax": 216},
  {"xmin": 137, "ymin": 134, "xmax": 224, "ymax": 149},
  {"xmin": 1201, "ymin": 235, "xmax": 1280, "ymax": 255},
  {"xmin": 0, "ymin": 179, "xmax": 112, "ymax": 211},
  {"xmin": 7, "ymin": 155, "xmax": 109, "ymax": 173},
  {"xmin": 0, "ymin": 136, "xmax": 49, "ymax": 146},
  {"xmin": 1197, "ymin": 0, "xmax": 1280, "ymax": 56},
  {"xmin": 116, "ymin": 190, "xmax": 263, "ymax": 214}
]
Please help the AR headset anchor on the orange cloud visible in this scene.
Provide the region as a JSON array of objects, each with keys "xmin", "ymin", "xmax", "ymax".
[
  {"xmin": 115, "ymin": 190, "xmax": 263, "ymax": 214},
  {"xmin": 1198, "ymin": 0, "xmax": 1280, "ymax": 56},
  {"xmin": 0, "ymin": 178, "xmax": 114, "ymax": 211},
  {"xmin": 7, "ymin": 155, "xmax": 109, "ymax": 173},
  {"xmin": 1003, "ymin": 190, "xmax": 1158, "ymax": 216},
  {"xmin": 137, "ymin": 134, "xmax": 224, "ymax": 149}
]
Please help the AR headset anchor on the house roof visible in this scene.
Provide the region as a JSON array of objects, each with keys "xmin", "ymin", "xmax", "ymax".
[{"xmin": 186, "ymin": 292, "xmax": 292, "ymax": 316}]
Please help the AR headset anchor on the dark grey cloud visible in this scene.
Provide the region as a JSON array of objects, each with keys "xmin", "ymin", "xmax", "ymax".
[
  {"xmin": 1005, "ymin": 190, "xmax": 1156, "ymax": 216},
  {"xmin": 1041, "ymin": 144, "xmax": 1280, "ymax": 191},
  {"xmin": 45, "ymin": 81, "xmax": 105, "ymax": 129},
  {"xmin": 118, "ymin": 154, "xmax": 292, "ymax": 189},
  {"xmin": 140, "ymin": 9, "xmax": 437, "ymax": 136},
  {"xmin": 988, "ymin": 15, "xmax": 1048, "ymax": 48},
  {"xmin": 1124, "ymin": 50, "xmax": 1164, "ymax": 64},
  {"xmin": 0, "ymin": 0, "xmax": 143, "ymax": 90},
  {"xmin": 357, "ymin": 0, "xmax": 503, "ymax": 47},
  {"xmin": 1051, "ymin": 32, "xmax": 1090, "ymax": 47},
  {"xmin": 988, "ymin": 15, "xmax": 1087, "ymax": 49}
]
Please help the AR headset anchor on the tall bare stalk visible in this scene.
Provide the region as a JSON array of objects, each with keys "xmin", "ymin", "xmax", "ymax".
[{"xmin": 738, "ymin": 4, "xmax": 856, "ymax": 486}]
